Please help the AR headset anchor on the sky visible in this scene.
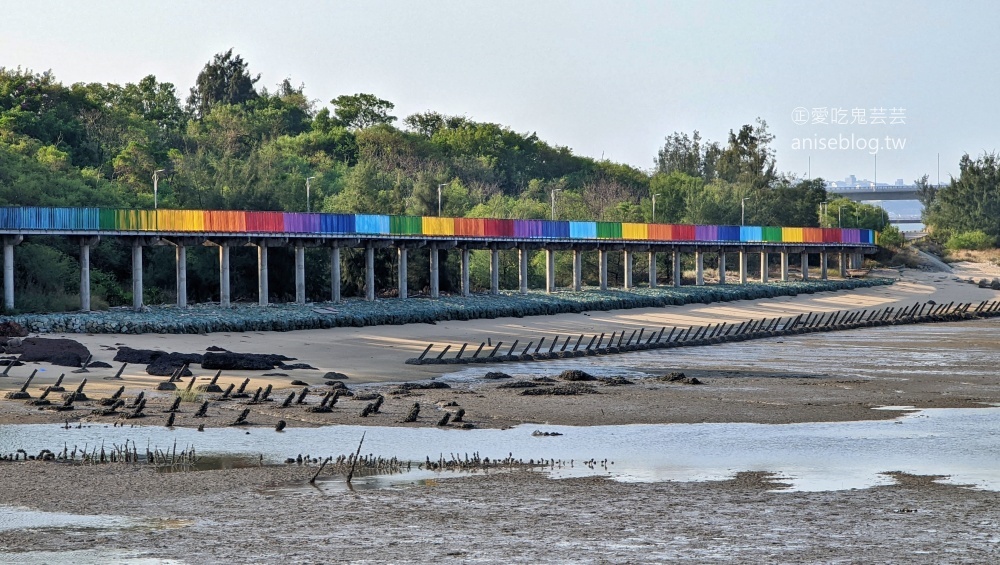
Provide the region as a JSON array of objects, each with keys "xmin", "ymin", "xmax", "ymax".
[{"xmin": 3, "ymin": 0, "xmax": 999, "ymax": 188}]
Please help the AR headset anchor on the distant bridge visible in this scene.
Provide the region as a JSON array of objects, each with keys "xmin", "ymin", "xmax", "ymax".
[
  {"xmin": 826, "ymin": 185, "xmax": 933, "ymax": 202},
  {"xmin": 889, "ymin": 216, "xmax": 923, "ymax": 225}
]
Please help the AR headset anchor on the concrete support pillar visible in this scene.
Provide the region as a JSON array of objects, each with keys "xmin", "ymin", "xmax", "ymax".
[
  {"xmin": 2, "ymin": 242, "xmax": 12, "ymax": 311},
  {"xmin": 79, "ymin": 242, "xmax": 91, "ymax": 312},
  {"xmin": 132, "ymin": 240, "xmax": 143, "ymax": 310},
  {"xmin": 800, "ymin": 252, "xmax": 809, "ymax": 281},
  {"xmin": 545, "ymin": 249, "xmax": 556, "ymax": 293},
  {"xmin": 398, "ymin": 248, "xmax": 408, "ymax": 300},
  {"xmin": 175, "ymin": 245, "xmax": 187, "ymax": 308},
  {"xmin": 820, "ymin": 251, "xmax": 828, "ymax": 280},
  {"xmin": 673, "ymin": 250, "xmax": 682, "ymax": 287},
  {"xmin": 739, "ymin": 250, "xmax": 748, "ymax": 284},
  {"xmin": 623, "ymin": 250, "xmax": 633, "ymax": 289},
  {"xmin": 429, "ymin": 245, "xmax": 440, "ymax": 298},
  {"xmin": 718, "ymin": 252, "xmax": 727, "ymax": 285},
  {"xmin": 648, "ymin": 252, "xmax": 657, "ymax": 288},
  {"xmin": 573, "ymin": 250, "xmax": 583, "ymax": 291},
  {"xmin": 839, "ymin": 252, "xmax": 847, "ymax": 277},
  {"xmin": 489, "ymin": 249, "xmax": 499, "ymax": 295},
  {"xmin": 780, "ymin": 251, "xmax": 789, "ymax": 282},
  {"xmin": 331, "ymin": 247, "xmax": 342, "ymax": 303},
  {"xmin": 219, "ymin": 244, "xmax": 231, "ymax": 308},
  {"xmin": 760, "ymin": 252, "xmax": 769, "ymax": 283},
  {"xmin": 294, "ymin": 244, "xmax": 306, "ymax": 304},
  {"xmin": 599, "ymin": 249, "xmax": 608, "ymax": 291},
  {"xmin": 518, "ymin": 247, "xmax": 529, "ymax": 295},
  {"xmin": 257, "ymin": 244, "xmax": 269, "ymax": 306},
  {"xmin": 461, "ymin": 248, "xmax": 471, "ymax": 297},
  {"xmin": 695, "ymin": 251, "xmax": 704, "ymax": 286},
  {"xmin": 365, "ymin": 245, "xmax": 376, "ymax": 301}
]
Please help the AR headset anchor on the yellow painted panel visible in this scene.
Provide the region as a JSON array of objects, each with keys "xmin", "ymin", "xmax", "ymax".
[
  {"xmin": 422, "ymin": 216, "xmax": 455, "ymax": 236},
  {"xmin": 621, "ymin": 223, "xmax": 648, "ymax": 240}
]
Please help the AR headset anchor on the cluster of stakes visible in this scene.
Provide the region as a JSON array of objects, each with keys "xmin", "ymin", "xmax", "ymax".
[
  {"xmin": 0, "ymin": 360, "xmax": 438, "ymax": 430},
  {"xmin": 0, "ymin": 439, "xmax": 198, "ymax": 469},
  {"xmin": 407, "ymin": 299, "xmax": 997, "ymax": 365}
]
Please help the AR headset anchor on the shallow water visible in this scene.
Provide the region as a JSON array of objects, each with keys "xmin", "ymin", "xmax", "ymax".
[
  {"xmin": 435, "ymin": 321, "xmax": 1000, "ymax": 383},
  {"xmin": 3, "ymin": 407, "xmax": 1000, "ymax": 492}
]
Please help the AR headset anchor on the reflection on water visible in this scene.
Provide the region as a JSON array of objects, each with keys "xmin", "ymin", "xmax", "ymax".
[
  {"xmin": 0, "ymin": 549, "xmax": 184, "ymax": 565},
  {"xmin": 0, "ymin": 505, "xmax": 138, "ymax": 533},
  {"xmin": 2, "ymin": 407, "xmax": 1000, "ymax": 492}
]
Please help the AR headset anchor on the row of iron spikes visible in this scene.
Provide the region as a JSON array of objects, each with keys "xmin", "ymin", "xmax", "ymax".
[{"xmin": 414, "ymin": 299, "xmax": 1000, "ymax": 362}]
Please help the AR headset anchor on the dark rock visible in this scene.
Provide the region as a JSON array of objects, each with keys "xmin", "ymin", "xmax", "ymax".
[
  {"xmin": 354, "ymin": 392, "xmax": 382, "ymax": 401},
  {"xmin": 290, "ymin": 379, "xmax": 308, "ymax": 386},
  {"xmin": 600, "ymin": 376, "xmax": 635, "ymax": 386},
  {"xmin": 323, "ymin": 372, "xmax": 349, "ymax": 380},
  {"xmin": 202, "ymin": 352, "xmax": 290, "ymax": 371},
  {"xmin": 657, "ymin": 372, "xmax": 688, "ymax": 382},
  {"xmin": 558, "ymin": 370, "xmax": 596, "ymax": 382},
  {"xmin": 396, "ymin": 381, "xmax": 451, "ymax": 391},
  {"xmin": 497, "ymin": 381, "xmax": 539, "ymax": 389},
  {"xmin": 113, "ymin": 347, "xmax": 163, "ymax": 365},
  {"xmin": 146, "ymin": 353, "xmax": 201, "ymax": 376},
  {"xmin": 206, "ymin": 345, "xmax": 227, "ymax": 352},
  {"xmin": 262, "ymin": 372, "xmax": 288, "ymax": 377},
  {"xmin": 279, "ymin": 363, "xmax": 316, "ymax": 371},
  {"xmin": 533, "ymin": 377, "xmax": 557, "ymax": 383},
  {"xmin": 325, "ymin": 381, "xmax": 347, "ymax": 389},
  {"xmin": 47, "ymin": 353, "xmax": 82, "ymax": 367},
  {"xmin": 0, "ymin": 321, "xmax": 28, "ymax": 338},
  {"xmin": 522, "ymin": 383, "xmax": 598, "ymax": 396},
  {"xmin": 9, "ymin": 338, "xmax": 91, "ymax": 368},
  {"xmin": 482, "ymin": 372, "xmax": 513, "ymax": 380},
  {"xmin": 155, "ymin": 381, "xmax": 177, "ymax": 391},
  {"xmin": 87, "ymin": 361, "xmax": 113, "ymax": 369}
]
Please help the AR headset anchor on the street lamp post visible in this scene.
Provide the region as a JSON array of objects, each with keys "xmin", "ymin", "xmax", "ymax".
[
  {"xmin": 821, "ymin": 201, "xmax": 828, "ymax": 228},
  {"xmin": 838, "ymin": 206, "xmax": 842, "ymax": 228},
  {"xmin": 741, "ymin": 197, "xmax": 749, "ymax": 226},
  {"xmin": 437, "ymin": 184, "xmax": 447, "ymax": 216},
  {"xmin": 153, "ymin": 169, "xmax": 165, "ymax": 209},
  {"xmin": 651, "ymin": 194, "xmax": 657, "ymax": 223},
  {"xmin": 550, "ymin": 189, "xmax": 562, "ymax": 220},
  {"xmin": 306, "ymin": 176, "xmax": 316, "ymax": 213}
]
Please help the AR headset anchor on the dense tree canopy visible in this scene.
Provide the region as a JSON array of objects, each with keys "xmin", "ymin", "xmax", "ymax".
[{"xmin": 924, "ymin": 153, "xmax": 1000, "ymax": 244}]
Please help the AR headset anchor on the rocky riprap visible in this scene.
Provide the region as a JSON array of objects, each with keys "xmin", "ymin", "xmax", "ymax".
[{"xmin": 5, "ymin": 279, "xmax": 892, "ymax": 335}]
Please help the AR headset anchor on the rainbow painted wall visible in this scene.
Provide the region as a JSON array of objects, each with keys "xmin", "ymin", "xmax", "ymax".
[{"xmin": 0, "ymin": 207, "xmax": 878, "ymax": 245}]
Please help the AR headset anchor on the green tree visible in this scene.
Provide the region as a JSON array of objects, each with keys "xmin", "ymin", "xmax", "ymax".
[
  {"xmin": 187, "ymin": 49, "xmax": 260, "ymax": 118},
  {"xmin": 330, "ymin": 93, "xmax": 397, "ymax": 130},
  {"xmin": 926, "ymin": 153, "xmax": 1000, "ymax": 241}
]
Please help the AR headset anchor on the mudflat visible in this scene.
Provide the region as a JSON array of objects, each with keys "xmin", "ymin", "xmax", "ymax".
[{"xmin": 2, "ymin": 265, "xmax": 1000, "ymax": 563}]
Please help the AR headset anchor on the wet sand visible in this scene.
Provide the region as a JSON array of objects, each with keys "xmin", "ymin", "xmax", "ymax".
[
  {"xmin": 0, "ymin": 463, "xmax": 997, "ymax": 563},
  {"xmin": 2, "ymin": 265, "xmax": 1000, "ymax": 562}
]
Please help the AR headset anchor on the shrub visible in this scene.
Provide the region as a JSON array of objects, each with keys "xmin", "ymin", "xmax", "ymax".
[
  {"xmin": 946, "ymin": 230, "xmax": 995, "ymax": 251},
  {"xmin": 877, "ymin": 225, "xmax": 905, "ymax": 249}
]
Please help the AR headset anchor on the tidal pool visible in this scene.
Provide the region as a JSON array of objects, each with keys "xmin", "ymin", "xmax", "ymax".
[{"xmin": 2, "ymin": 406, "xmax": 1000, "ymax": 492}]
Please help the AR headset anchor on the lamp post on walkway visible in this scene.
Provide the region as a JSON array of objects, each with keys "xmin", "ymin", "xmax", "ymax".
[
  {"xmin": 437, "ymin": 184, "xmax": 446, "ymax": 216},
  {"xmin": 652, "ymin": 194, "xmax": 660, "ymax": 223},
  {"xmin": 153, "ymin": 169, "xmax": 165, "ymax": 209},
  {"xmin": 741, "ymin": 197, "xmax": 749, "ymax": 226},
  {"xmin": 306, "ymin": 176, "xmax": 316, "ymax": 213},
  {"xmin": 550, "ymin": 188, "xmax": 562, "ymax": 220}
]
